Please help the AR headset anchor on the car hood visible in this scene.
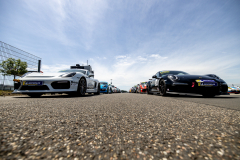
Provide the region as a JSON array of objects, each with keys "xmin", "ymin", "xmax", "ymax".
[
  {"xmin": 22, "ymin": 72, "xmax": 70, "ymax": 78},
  {"xmin": 169, "ymin": 74, "xmax": 226, "ymax": 83},
  {"xmin": 174, "ymin": 75, "xmax": 213, "ymax": 80}
]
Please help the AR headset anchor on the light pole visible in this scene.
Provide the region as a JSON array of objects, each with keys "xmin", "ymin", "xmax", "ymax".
[{"xmin": 111, "ymin": 79, "xmax": 112, "ymax": 84}]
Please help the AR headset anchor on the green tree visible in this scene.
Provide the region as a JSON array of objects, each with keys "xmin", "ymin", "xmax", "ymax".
[{"xmin": 0, "ymin": 58, "xmax": 28, "ymax": 90}]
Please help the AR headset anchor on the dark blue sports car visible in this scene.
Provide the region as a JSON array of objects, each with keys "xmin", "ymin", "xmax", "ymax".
[{"xmin": 147, "ymin": 70, "xmax": 228, "ymax": 97}]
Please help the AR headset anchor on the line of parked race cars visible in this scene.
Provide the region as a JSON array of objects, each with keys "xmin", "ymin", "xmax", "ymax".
[
  {"xmin": 12, "ymin": 63, "xmax": 236, "ymax": 98},
  {"xmin": 99, "ymin": 82, "xmax": 121, "ymax": 94},
  {"xmin": 228, "ymin": 85, "xmax": 240, "ymax": 94}
]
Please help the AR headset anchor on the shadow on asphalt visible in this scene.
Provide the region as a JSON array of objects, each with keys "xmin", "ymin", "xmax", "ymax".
[
  {"xmin": 150, "ymin": 93, "xmax": 239, "ymax": 99},
  {"xmin": 13, "ymin": 94, "xmax": 104, "ymax": 99}
]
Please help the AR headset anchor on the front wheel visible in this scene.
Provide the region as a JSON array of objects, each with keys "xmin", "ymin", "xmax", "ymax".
[
  {"xmin": 107, "ymin": 87, "xmax": 109, "ymax": 94},
  {"xmin": 147, "ymin": 84, "xmax": 153, "ymax": 95},
  {"xmin": 77, "ymin": 78, "xmax": 86, "ymax": 96},
  {"xmin": 159, "ymin": 79, "xmax": 167, "ymax": 96},
  {"xmin": 94, "ymin": 83, "xmax": 100, "ymax": 95}
]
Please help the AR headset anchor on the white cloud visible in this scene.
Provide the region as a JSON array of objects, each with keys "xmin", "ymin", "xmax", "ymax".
[
  {"xmin": 137, "ymin": 56, "xmax": 147, "ymax": 61},
  {"xmin": 22, "ymin": 0, "xmax": 108, "ymax": 48},
  {"xmin": 97, "ymin": 57, "xmax": 107, "ymax": 60},
  {"xmin": 115, "ymin": 55, "xmax": 127, "ymax": 59},
  {"xmin": 150, "ymin": 54, "xmax": 168, "ymax": 59}
]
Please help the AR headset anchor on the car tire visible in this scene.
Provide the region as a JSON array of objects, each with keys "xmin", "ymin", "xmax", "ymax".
[
  {"xmin": 94, "ymin": 83, "xmax": 100, "ymax": 95},
  {"xmin": 159, "ymin": 79, "xmax": 167, "ymax": 96},
  {"xmin": 27, "ymin": 94, "xmax": 42, "ymax": 98},
  {"xmin": 77, "ymin": 78, "xmax": 86, "ymax": 96},
  {"xmin": 147, "ymin": 84, "xmax": 153, "ymax": 95}
]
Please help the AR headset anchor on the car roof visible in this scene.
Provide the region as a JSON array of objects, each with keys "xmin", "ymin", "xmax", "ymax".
[
  {"xmin": 159, "ymin": 70, "xmax": 184, "ymax": 72},
  {"xmin": 61, "ymin": 69, "xmax": 88, "ymax": 72}
]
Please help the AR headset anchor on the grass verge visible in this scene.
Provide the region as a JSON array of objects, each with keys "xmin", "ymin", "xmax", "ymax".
[{"xmin": 0, "ymin": 90, "xmax": 23, "ymax": 96}]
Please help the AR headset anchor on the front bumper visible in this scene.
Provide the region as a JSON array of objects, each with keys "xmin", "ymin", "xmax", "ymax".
[
  {"xmin": 140, "ymin": 87, "xmax": 147, "ymax": 92},
  {"xmin": 172, "ymin": 83, "xmax": 188, "ymax": 86},
  {"xmin": 12, "ymin": 78, "xmax": 78, "ymax": 94},
  {"xmin": 167, "ymin": 81, "xmax": 228, "ymax": 95}
]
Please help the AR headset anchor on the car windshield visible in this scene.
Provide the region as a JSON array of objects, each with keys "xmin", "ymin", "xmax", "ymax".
[
  {"xmin": 100, "ymin": 82, "xmax": 108, "ymax": 85},
  {"xmin": 141, "ymin": 82, "xmax": 147, "ymax": 85},
  {"xmin": 160, "ymin": 71, "xmax": 189, "ymax": 76},
  {"xmin": 59, "ymin": 69, "xmax": 86, "ymax": 74}
]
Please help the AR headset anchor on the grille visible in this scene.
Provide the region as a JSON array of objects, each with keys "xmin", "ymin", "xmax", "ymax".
[
  {"xmin": 20, "ymin": 85, "xmax": 49, "ymax": 90},
  {"xmin": 51, "ymin": 81, "xmax": 70, "ymax": 89}
]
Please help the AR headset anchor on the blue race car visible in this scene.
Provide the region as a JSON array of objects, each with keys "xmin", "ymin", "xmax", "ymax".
[{"xmin": 100, "ymin": 81, "xmax": 112, "ymax": 94}]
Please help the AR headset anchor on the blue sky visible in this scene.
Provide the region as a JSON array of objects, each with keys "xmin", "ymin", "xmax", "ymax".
[{"xmin": 1, "ymin": 0, "xmax": 240, "ymax": 90}]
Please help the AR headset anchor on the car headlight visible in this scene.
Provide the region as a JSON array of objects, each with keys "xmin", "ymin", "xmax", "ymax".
[
  {"xmin": 168, "ymin": 75, "xmax": 179, "ymax": 81},
  {"xmin": 61, "ymin": 72, "xmax": 76, "ymax": 77}
]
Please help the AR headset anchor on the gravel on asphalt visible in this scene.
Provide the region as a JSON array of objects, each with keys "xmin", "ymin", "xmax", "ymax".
[{"xmin": 0, "ymin": 93, "xmax": 240, "ymax": 159}]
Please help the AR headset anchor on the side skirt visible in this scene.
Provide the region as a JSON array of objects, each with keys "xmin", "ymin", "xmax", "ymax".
[{"xmin": 86, "ymin": 89, "xmax": 97, "ymax": 93}]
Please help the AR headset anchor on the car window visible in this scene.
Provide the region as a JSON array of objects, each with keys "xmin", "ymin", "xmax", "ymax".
[
  {"xmin": 160, "ymin": 71, "xmax": 189, "ymax": 76},
  {"xmin": 59, "ymin": 69, "xmax": 86, "ymax": 74}
]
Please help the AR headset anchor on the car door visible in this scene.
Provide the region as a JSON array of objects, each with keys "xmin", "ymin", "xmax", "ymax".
[
  {"xmin": 155, "ymin": 72, "xmax": 160, "ymax": 87},
  {"xmin": 151, "ymin": 72, "xmax": 158, "ymax": 89},
  {"xmin": 85, "ymin": 71, "xmax": 93, "ymax": 89},
  {"xmin": 92, "ymin": 78, "xmax": 97, "ymax": 89}
]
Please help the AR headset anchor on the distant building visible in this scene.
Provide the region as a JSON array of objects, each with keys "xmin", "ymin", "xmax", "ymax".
[{"xmin": 0, "ymin": 41, "xmax": 41, "ymax": 90}]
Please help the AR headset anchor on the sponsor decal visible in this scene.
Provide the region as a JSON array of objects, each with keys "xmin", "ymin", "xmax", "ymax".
[
  {"xmin": 23, "ymin": 81, "xmax": 43, "ymax": 85},
  {"xmin": 161, "ymin": 71, "xmax": 170, "ymax": 74},
  {"xmin": 195, "ymin": 79, "xmax": 217, "ymax": 86},
  {"xmin": 196, "ymin": 79, "xmax": 215, "ymax": 83}
]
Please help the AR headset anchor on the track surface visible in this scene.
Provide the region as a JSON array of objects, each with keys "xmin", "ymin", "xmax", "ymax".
[
  {"xmin": 154, "ymin": 93, "xmax": 240, "ymax": 111},
  {"xmin": 0, "ymin": 93, "xmax": 240, "ymax": 159}
]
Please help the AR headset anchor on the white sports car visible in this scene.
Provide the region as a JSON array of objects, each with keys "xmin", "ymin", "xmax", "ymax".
[{"xmin": 12, "ymin": 67, "xmax": 100, "ymax": 97}]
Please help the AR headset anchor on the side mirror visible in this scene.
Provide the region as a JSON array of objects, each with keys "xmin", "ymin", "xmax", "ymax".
[
  {"xmin": 152, "ymin": 75, "xmax": 157, "ymax": 78},
  {"xmin": 89, "ymin": 73, "xmax": 94, "ymax": 78}
]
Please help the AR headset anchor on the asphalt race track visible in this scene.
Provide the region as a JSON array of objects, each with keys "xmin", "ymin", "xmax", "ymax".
[
  {"xmin": 155, "ymin": 93, "xmax": 240, "ymax": 111},
  {"xmin": 0, "ymin": 93, "xmax": 240, "ymax": 159}
]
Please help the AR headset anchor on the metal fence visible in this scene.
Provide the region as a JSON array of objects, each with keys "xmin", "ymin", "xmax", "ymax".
[{"xmin": 0, "ymin": 41, "xmax": 41, "ymax": 90}]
